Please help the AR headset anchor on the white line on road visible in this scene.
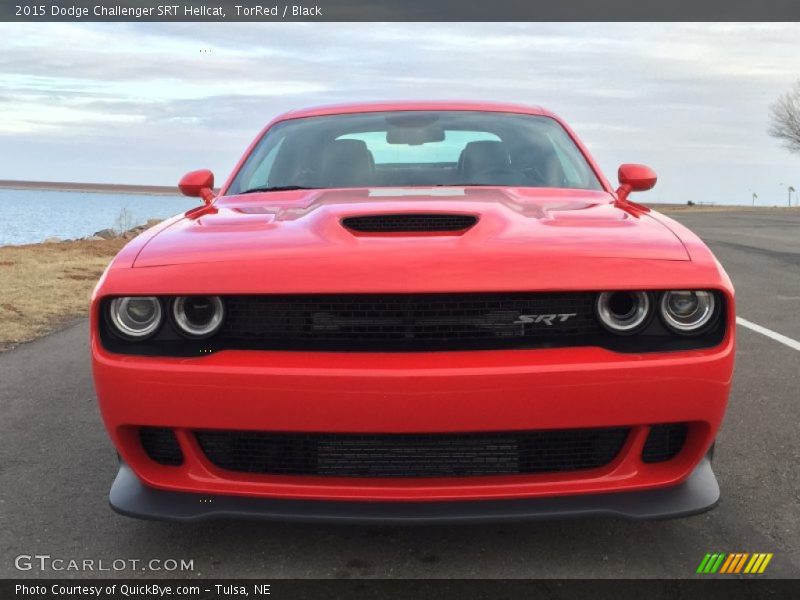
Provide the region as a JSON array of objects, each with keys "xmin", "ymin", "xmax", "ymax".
[{"xmin": 737, "ymin": 317, "xmax": 800, "ymax": 352}]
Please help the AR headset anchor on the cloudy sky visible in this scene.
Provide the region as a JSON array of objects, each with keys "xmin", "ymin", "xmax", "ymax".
[{"xmin": 1, "ymin": 22, "xmax": 799, "ymax": 204}]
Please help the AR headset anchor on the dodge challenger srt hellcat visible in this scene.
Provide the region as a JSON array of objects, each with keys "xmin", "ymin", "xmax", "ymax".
[{"xmin": 91, "ymin": 102, "xmax": 734, "ymax": 522}]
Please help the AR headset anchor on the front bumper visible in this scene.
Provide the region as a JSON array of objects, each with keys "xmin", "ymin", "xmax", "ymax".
[
  {"xmin": 110, "ymin": 456, "xmax": 719, "ymax": 523},
  {"xmin": 93, "ymin": 331, "xmax": 734, "ymax": 504}
]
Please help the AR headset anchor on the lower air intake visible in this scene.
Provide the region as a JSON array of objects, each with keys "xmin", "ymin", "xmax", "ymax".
[
  {"xmin": 194, "ymin": 427, "xmax": 630, "ymax": 478},
  {"xmin": 641, "ymin": 423, "xmax": 688, "ymax": 463},
  {"xmin": 139, "ymin": 427, "xmax": 183, "ymax": 466}
]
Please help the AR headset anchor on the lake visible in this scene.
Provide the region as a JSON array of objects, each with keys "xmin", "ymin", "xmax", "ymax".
[{"xmin": 1, "ymin": 188, "xmax": 198, "ymax": 246}]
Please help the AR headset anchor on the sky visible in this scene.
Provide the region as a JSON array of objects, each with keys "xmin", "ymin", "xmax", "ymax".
[{"xmin": 1, "ymin": 22, "xmax": 799, "ymax": 205}]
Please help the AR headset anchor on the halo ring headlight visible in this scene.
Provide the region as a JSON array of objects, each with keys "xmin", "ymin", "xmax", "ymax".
[
  {"xmin": 172, "ymin": 296, "xmax": 225, "ymax": 339},
  {"xmin": 108, "ymin": 296, "xmax": 162, "ymax": 340},
  {"xmin": 596, "ymin": 291, "xmax": 651, "ymax": 334},
  {"xmin": 660, "ymin": 291, "xmax": 716, "ymax": 334}
]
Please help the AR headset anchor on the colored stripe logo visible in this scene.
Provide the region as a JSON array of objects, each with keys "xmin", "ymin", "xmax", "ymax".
[{"xmin": 696, "ymin": 553, "xmax": 773, "ymax": 574}]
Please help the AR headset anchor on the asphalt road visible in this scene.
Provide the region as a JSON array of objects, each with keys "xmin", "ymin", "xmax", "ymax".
[{"xmin": 1, "ymin": 209, "xmax": 798, "ymax": 579}]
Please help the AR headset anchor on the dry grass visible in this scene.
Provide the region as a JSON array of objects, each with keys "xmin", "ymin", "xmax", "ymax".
[{"xmin": 0, "ymin": 239, "xmax": 127, "ymax": 351}]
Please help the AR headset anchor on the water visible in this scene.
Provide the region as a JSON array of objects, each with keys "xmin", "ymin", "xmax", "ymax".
[{"xmin": 0, "ymin": 188, "xmax": 199, "ymax": 246}]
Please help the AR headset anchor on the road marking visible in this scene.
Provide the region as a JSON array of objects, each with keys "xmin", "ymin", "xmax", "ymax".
[{"xmin": 737, "ymin": 317, "xmax": 800, "ymax": 351}]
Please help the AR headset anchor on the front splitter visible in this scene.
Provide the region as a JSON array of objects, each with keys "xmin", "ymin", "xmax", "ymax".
[{"xmin": 109, "ymin": 458, "xmax": 719, "ymax": 524}]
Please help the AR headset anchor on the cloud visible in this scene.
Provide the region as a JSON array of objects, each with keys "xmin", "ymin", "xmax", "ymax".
[{"xmin": 0, "ymin": 22, "xmax": 798, "ymax": 203}]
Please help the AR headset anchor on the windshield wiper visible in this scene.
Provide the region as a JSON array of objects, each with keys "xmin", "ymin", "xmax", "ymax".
[{"xmin": 240, "ymin": 185, "xmax": 319, "ymax": 194}]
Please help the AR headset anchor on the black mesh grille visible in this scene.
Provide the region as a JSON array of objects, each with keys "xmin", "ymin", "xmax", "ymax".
[
  {"xmin": 194, "ymin": 428, "xmax": 630, "ymax": 478},
  {"xmin": 139, "ymin": 427, "xmax": 183, "ymax": 466},
  {"xmin": 642, "ymin": 424, "xmax": 688, "ymax": 463},
  {"xmin": 100, "ymin": 293, "xmax": 727, "ymax": 357},
  {"xmin": 342, "ymin": 213, "xmax": 477, "ymax": 233},
  {"xmin": 219, "ymin": 293, "xmax": 600, "ymax": 351}
]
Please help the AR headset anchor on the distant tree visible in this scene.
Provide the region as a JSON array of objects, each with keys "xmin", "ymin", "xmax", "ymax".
[{"xmin": 769, "ymin": 80, "xmax": 800, "ymax": 154}]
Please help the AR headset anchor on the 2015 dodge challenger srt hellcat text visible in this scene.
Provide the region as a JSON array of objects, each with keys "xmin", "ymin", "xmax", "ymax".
[{"xmin": 91, "ymin": 102, "xmax": 734, "ymax": 523}]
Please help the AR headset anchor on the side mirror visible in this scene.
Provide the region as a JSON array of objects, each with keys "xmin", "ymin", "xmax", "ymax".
[
  {"xmin": 616, "ymin": 164, "xmax": 657, "ymax": 203},
  {"xmin": 178, "ymin": 169, "xmax": 215, "ymax": 205}
]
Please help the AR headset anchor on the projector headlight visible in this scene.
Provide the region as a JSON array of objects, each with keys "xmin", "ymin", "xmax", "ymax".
[
  {"xmin": 171, "ymin": 296, "xmax": 225, "ymax": 339},
  {"xmin": 596, "ymin": 291, "xmax": 651, "ymax": 334},
  {"xmin": 660, "ymin": 291, "xmax": 716, "ymax": 334},
  {"xmin": 108, "ymin": 297, "xmax": 162, "ymax": 340}
]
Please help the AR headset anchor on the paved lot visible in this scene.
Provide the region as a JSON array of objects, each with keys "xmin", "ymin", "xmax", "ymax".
[{"xmin": 1, "ymin": 209, "xmax": 798, "ymax": 579}]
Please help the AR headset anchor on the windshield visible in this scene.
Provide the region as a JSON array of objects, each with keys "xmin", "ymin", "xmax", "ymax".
[{"xmin": 227, "ymin": 111, "xmax": 604, "ymax": 194}]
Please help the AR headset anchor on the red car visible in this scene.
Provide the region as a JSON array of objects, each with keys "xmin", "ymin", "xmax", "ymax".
[{"xmin": 91, "ymin": 102, "xmax": 734, "ymax": 522}]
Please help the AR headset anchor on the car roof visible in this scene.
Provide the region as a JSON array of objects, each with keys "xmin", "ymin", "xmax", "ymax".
[{"xmin": 273, "ymin": 101, "xmax": 555, "ymax": 122}]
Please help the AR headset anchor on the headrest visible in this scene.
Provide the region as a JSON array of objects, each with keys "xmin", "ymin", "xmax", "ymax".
[
  {"xmin": 458, "ymin": 141, "xmax": 512, "ymax": 177},
  {"xmin": 319, "ymin": 139, "xmax": 375, "ymax": 187}
]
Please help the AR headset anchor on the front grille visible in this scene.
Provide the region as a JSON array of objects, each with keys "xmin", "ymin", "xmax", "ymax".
[
  {"xmin": 139, "ymin": 427, "xmax": 183, "ymax": 466},
  {"xmin": 342, "ymin": 213, "xmax": 477, "ymax": 233},
  {"xmin": 194, "ymin": 428, "xmax": 630, "ymax": 478},
  {"xmin": 100, "ymin": 293, "xmax": 727, "ymax": 356},
  {"xmin": 219, "ymin": 293, "xmax": 600, "ymax": 351},
  {"xmin": 642, "ymin": 423, "xmax": 688, "ymax": 463}
]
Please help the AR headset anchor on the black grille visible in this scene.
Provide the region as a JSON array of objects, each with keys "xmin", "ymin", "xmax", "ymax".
[
  {"xmin": 194, "ymin": 428, "xmax": 630, "ymax": 478},
  {"xmin": 642, "ymin": 423, "xmax": 688, "ymax": 463},
  {"xmin": 342, "ymin": 213, "xmax": 477, "ymax": 233},
  {"xmin": 139, "ymin": 427, "xmax": 183, "ymax": 466},
  {"xmin": 100, "ymin": 293, "xmax": 727, "ymax": 356},
  {"xmin": 219, "ymin": 293, "xmax": 600, "ymax": 351}
]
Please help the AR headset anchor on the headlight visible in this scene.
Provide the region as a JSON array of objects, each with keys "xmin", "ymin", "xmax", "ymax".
[
  {"xmin": 596, "ymin": 291, "xmax": 651, "ymax": 334},
  {"xmin": 171, "ymin": 296, "xmax": 225, "ymax": 338},
  {"xmin": 660, "ymin": 291, "xmax": 716, "ymax": 334},
  {"xmin": 108, "ymin": 297, "xmax": 162, "ymax": 340}
]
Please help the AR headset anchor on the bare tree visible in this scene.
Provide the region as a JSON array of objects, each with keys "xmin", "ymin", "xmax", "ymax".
[{"xmin": 769, "ymin": 80, "xmax": 800, "ymax": 154}]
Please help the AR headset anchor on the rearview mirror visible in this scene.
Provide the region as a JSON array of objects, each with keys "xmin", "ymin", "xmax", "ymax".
[
  {"xmin": 386, "ymin": 125, "xmax": 445, "ymax": 145},
  {"xmin": 178, "ymin": 169, "xmax": 215, "ymax": 204},
  {"xmin": 616, "ymin": 164, "xmax": 657, "ymax": 203}
]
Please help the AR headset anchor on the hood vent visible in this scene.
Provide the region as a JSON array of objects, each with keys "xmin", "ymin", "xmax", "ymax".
[{"xmin": 342, "ymin": 213, "xmax": 478, "ymax": 234}]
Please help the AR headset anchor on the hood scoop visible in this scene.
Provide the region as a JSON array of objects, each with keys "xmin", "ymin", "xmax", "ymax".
[{"xmin": 342, "ymin": 213, "xmax": 478, "ymax": 234}]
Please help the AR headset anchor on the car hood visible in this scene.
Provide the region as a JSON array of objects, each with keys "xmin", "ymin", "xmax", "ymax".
[{"xmin": 135, "ymin": 188, "xmax": 688, "ymax": 271}]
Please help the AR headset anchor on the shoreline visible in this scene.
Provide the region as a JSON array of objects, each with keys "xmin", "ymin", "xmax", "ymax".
[
  {"xmin": 1, "ymin": 180, "xmax": 796, "ymax": 208},
  {"xmin": 0, "ymin": 179, "xmax": 180, "ymax": 196}
]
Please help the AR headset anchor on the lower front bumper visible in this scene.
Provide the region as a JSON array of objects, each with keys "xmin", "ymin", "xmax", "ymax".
[{"xmin": 109, "ymin": 457, "xmax": 719, "ymax": 524}]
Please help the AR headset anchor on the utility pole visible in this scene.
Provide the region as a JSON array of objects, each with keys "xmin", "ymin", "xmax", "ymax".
[{"xmin": 779, "ymin": 183, "xmax": 796, "ymax": 207}]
